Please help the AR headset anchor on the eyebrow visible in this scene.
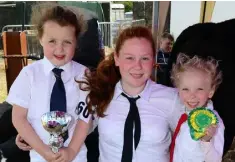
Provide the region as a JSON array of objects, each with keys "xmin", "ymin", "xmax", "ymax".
[
  {"xmin": 47, "ymin": 37, "xmax": 74, "ymax": 41},
  {"xmin": 123, "ymin": 53, "xmax": 152, "ymax": 56}
]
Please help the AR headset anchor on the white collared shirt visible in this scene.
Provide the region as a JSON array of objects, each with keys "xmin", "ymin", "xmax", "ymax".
[
  {"xmin": 97, "ymin": 79, "xmax": 181, "ymax": 162},
  {"xmin": 7, "ymin": 57, "xmax": 90, "ymax": 162},
  {"xmin": 173, "ymin": 102, "xmax": 224, "ymax": 162}
]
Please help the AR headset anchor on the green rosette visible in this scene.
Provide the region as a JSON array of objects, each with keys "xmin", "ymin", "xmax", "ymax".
[{"xmin": 188, "ymin": 107, "xmax": 218, "ymax": 141}]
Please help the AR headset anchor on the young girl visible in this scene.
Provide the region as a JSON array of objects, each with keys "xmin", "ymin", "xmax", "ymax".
[
  {"xmin": 170, "ymin": 53, "xmax": 224, "ymax": 162},
  {"xmin": 7, "ymin": 3, "xmax": 92, "ymax": 162}
]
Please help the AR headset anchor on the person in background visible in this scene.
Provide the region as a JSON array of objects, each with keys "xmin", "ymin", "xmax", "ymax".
[
  {"xmin": 98, "ymin": 21, "xmax": 105, "ymax": 59},
  {"xmin": 156, "ymin": 32, "xmax": 174, "ymax": 85},
  {"xmin": 0, "ymin": 103, "xmax": 30, "ymax": 162}
]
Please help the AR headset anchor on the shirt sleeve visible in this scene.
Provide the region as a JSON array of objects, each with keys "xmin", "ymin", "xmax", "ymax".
[
  {"xmin": 6, "ymin": 67, "xmax": 31, "ymax": 109},
  {"xmin": 200, "ymin": 110, "xmax": 224, "ymax": 162},
  {"xmin": 207, "ymin": 100, "xmax": 214, "ymax": 110},
  {"xmin": 76, "ymin": 70, "xmax": 92, "ymax": 124},
  {"xmin": 76, "ymin": 101, "xmax": 92, "ymax": 124}
]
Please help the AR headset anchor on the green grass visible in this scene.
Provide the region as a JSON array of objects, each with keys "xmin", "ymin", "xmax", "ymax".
[{"xmin": 0, "ymin": 58, "xmax": 7, "ymax": 103}]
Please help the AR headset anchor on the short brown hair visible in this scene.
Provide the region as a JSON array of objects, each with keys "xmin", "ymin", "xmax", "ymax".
[
  {"xmin": 161, "ymin": 32, "xmax": 174, "ymax": 42},
  {"xmin": 171, "ymin": 53, "xmax": 222, "ymax": 90},
  {"xmin": 30, "ymin": 2, "xmax": 84, "ymax": 39}
]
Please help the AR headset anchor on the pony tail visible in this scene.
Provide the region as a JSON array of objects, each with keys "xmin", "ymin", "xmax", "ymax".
[
  {"xmin": 79, "ymin": 52, "xmax": 121, "ymax": 117},
  {"xmin": 97, "ymin": 53, "xmax": 120, "ymax": 87}
]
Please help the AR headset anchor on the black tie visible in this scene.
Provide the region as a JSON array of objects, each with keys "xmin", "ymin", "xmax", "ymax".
[
  {"xmin": 121, "ymin": 92, "xmax": 141, "ymax": 162},
  {"xmin": 50, "ymin": 68, "xmax": 68, "ymax": 141}
]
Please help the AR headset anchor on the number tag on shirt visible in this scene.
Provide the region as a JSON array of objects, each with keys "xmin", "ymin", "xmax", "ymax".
[{"xmin": 75, "ymin": 101, "xmax": 89, "ymax": 118}]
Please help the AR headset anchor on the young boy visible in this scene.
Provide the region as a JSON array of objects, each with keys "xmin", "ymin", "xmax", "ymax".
[
  {"xmin": 156, "ymin": 32, "xmax": 174, "ymax": 85},
  {"xmin": 170, "ymin": 53, "xmax": 224, "ymax": 162},
  {"xmin": 7, "ymin": 4, "xmax": 91, "ymax": 162}
]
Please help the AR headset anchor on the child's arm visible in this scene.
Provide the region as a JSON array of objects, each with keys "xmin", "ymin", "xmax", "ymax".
[
  {"xmin": 56, "ymin": 88, "xmax": 94, "ymax": 161},
  {"xmin": 12, "ymin": 105, "xmax": 60, "ymax": 161},
  {"xmin": 200, "ymin": 111, "xmax": 224, "ymax": 162},
  {"xmin": 69, "ymin": 119, "xmax": 91, "ymax": 159},
  {"xmin": 55, "ymin": 119, "xmax": 92, "ymax": 161},
  {"xmin": 7, "ymin": 67, "xmax": 60, "ymax": 161}
]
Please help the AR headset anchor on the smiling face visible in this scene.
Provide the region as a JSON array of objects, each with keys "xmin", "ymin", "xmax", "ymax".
[
  {"xmin": 114, "ymin": 37, "xmax": 154, "ymax": 95},
  {"xmin": 39, "ymin": 20, "xmax": 77, "ymax": 67},
  {"xmin": 178, "ymin": 69, "xmax": 215, "ymax": 110}
]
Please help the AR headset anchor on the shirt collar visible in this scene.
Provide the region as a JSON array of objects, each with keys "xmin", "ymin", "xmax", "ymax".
[
  {"xmin": 113, "ymin": 79, "xmax": 153, "ymax": 101},
  {"xmin": 159, "ymin": 48, "xmax": 164, "ymax": 54},
  {"xmin": 42, "ymin": 56, "xmax": 72, "ymax": 82},
  {"xmin": 42, "ymin": 56, "xmax": 54, "ymax": 76}
]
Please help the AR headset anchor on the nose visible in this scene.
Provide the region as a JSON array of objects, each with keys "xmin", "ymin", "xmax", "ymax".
[
  {"xmin": 189, "ymin": 91, "xmax": 196, "ymax": 99},
  {"xmin": 55, "ymin": 43, "xmax": 64, "ymax": 54},
  {"xmin": 134, "ymin": 59, "xmax": 142, "ymax": 69}
]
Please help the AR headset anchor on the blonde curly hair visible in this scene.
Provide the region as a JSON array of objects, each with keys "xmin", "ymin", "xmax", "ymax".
[{"xmin": 171, "ymin": 53, "xmax": 222, "ymax": 90}]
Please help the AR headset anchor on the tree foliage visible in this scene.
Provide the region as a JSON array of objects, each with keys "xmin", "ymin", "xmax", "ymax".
[{"xmin": 113, "ymin": 1, "xmax": 133, "ymax": 12}]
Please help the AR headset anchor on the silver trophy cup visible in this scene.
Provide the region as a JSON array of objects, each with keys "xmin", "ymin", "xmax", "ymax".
[{"xmin": 41, "ymin": 111, "xmax": 72, "ymax": 153}]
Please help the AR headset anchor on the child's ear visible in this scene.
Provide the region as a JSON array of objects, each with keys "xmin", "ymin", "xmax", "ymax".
[
  {"xmin": 39, "ymin": 39, "xmax": 43, "ymax": 47},
  {"xmin": 209, "ymin": 86, "xmax": 216, "ymax": 98},
  {"xmin": 114, "ymin": 52, "xmax": 119, "ymax": 66}
]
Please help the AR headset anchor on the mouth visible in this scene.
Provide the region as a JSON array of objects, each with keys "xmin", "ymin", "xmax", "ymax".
[
  {"xmin": 130, "ymin": 73, "xmax": 143, "ymax": 79},
  {"xmin": 54, "ymin": 55, "xmax": 65, "ymax": 60},
  {"xmin": 186, "ymin": 102, "xmax": 199, "ymax": 108}
]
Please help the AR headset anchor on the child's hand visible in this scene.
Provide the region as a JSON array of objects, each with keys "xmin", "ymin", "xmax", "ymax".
[
  {"xmin": 43, "ymin": 148, "xmax": 61, "ymax": 162},
  {"xmin": 200, "ymin": 124, "xmax": 217, "ymax": 142},
  {"xmin": 53, "ymin": 147, "xmax": 76, "ymax": 162},
  {"xmin": 15, "ymin": 134, "xmax": 32, "ymax": 151}
]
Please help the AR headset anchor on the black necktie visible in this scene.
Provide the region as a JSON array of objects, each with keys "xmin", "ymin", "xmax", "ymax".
[
  {"xmin": 50, "ymin": 68, "xmax": 68, "ymax": 141},
  {"xmin": 121, "ymin": 92, "xmax": 141, "ymax": 162}
]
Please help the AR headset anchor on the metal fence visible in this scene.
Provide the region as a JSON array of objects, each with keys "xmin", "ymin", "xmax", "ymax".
[
  {"xmin": 24, "ymin": 30, "xmax": 43, "ymax": 60},
  {"xmin": 1, "ymin": 29, "xmax": 43, "ymax": 60},
  {"xmin": 1, "ymin": 25, "xmax": 34, "ymax": 33},
  {"xmin": 1, "ymin": 19, "xmax": 146, "ymax": 50},
  {"xmin": 99, "ymin": 19, "xmax": 146, "ymax": 47}
]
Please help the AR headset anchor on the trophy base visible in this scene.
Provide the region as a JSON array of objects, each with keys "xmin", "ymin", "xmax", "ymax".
[
  {"xmin": 51, "ymin": 147, "xmax": 59, "ymax": 153},
  {"xmin": 49, "ymin": 134, "xmax": 64, "ymax": 153}
]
